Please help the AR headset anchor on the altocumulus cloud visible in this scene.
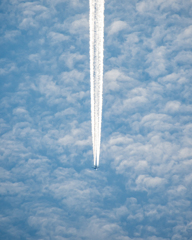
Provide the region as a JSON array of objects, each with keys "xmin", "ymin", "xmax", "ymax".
[{"xmin": 0, "ymin": 0, "xmax": 192, "ymax": 239}]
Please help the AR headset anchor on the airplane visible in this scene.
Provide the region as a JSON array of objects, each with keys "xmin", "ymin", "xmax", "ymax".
[{"xmin": 92, "ymin": 165, "xmax": 99, "ymax": 170}]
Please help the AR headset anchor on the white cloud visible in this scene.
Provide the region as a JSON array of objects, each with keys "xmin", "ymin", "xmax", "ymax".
[
  {"xmin": 59, "ymin": 53, "xmax": 86, "ymax": 69},
  {"xmin": 1, "ymin": 0, "xmax": 192, "ymax": 239},
  {"xmin": 38, "ymin": 75, "xmax": 60, "ymax": 97},
  {"xmin": 136, "ymin": 175, "xmax": 167, "ymax": 189},
  {"xmin": 164, "ymin": 101, "xmax": 181, "ymax": 113},
  {"xmin": 109, "ymin": 133, "xmax": 133, "ymax": 146},
  {"xmin": 48, "ymin": 31, "xmax": 69, "ymax": 44},
  {"xmin": 179, "ymin": 148, "xmax": 192, "ymax": 158},
  {"xmin": 58, "ymin": 135, "xmax": 74, "ymax": 146},
  {"xmin": 19, "ymin": 17, "xmax": 38, "ymax": 29},
  {"xmin": 104, "ymin": 69, "xmax": 135, "ymax": 91},
  {"xmin": 70, "ymin": 15, "xmax": 89, "ymax": 35},
  {"xmin": 108, "ymin": 21, "xmax": 127, "ymax": 35},
  {"xmin": 54, "ymin": 108, "xmax": 76, "ymax": 118},
  {"xmin": 0, "ymin": 182, "xmax": 27, "ymax": 195},
  {"xmin": 136, "ymin": 0, "xmax": 182, "ymax": 13},
  {"xmin": 146, "ymin": 46, "xmax": 167, "ymax": 78},
  {"xmin": 0, "ymin": 62, "xmax": 18, "ymax": 75},
  {"xmin": 4, "ymin": 30, "xmax": 20, "ymax": 41}
]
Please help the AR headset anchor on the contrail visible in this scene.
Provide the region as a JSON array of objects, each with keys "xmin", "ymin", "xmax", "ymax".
[{"xmin": 89, "ymin": 0, "xmax": 104, "ymax": 167}]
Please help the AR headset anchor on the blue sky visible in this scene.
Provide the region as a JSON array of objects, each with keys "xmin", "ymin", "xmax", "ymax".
[{"xmin": 1, "ymin": 0, "xmax": 192, "ymax": 239}]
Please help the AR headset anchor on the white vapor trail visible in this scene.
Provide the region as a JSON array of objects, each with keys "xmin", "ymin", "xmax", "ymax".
[{"xmin": 89, "ymin": 0, "xmax": 104, "ymax": 167}]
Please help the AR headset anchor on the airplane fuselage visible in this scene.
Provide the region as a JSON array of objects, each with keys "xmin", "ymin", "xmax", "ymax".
[{"xmin": 93, "ymin": 166, "xmax": 99, "ymax": 170}]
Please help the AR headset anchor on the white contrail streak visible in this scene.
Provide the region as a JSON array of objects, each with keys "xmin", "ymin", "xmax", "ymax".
[{"xmin": 89, "ymin": 0, "xmax": 104, "ymax": 167}]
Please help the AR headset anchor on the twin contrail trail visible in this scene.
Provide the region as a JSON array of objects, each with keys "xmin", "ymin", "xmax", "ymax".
[{"xmin": 89, "ymin": 0, "xmax": 104, "ymax": 167}]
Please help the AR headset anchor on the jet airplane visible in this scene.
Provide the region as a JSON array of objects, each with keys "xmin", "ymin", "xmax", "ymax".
[{"xmin": 92, "ymin": 165, "xmax": 99, "ymax": 170}]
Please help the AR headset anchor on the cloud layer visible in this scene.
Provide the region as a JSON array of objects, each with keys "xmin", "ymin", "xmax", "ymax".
[{"xmin": 0, "ymin": 0, "xmax": 192, "ymax": 239}]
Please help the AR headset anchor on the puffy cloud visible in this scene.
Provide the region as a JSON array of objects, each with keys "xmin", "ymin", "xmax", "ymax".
[
  {"xmin": 48, "ymin": 31, "xmax": 69, "ymax": 44},
  {"xmin": 108, "ymin": 20, "xmax": 128, "ymax": 35},
  {"xmin": 104, "ymin": 69, "xmax": 135, "ymax": 91},
  {"xmin": 1, "ymin": 0, "xmax": 192, "ymax": 239},
  {"xmin": 135, "ymin": 175, "xmax": 167, "ymax": 189}
]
